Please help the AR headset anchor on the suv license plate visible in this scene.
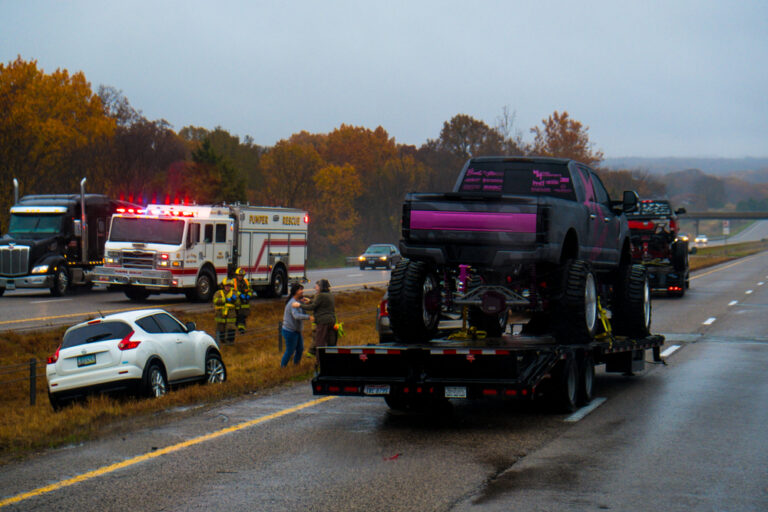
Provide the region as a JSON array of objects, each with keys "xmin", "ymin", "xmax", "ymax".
[
  {"xmin": 77, "ymin": 354, "xmax": 97, "ymax": 367},
  {"xmin": 364, "ymin": 384, "xmax": 390, "ymax": 395},
  {"xmin": 445, "ymin": 386, "xmax": 467, "ymax": 398}
]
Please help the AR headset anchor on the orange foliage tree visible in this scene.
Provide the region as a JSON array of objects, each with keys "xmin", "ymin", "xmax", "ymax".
[{"xmin": 529, "ymin": 110, "xmax": 604, "ymax": 167}]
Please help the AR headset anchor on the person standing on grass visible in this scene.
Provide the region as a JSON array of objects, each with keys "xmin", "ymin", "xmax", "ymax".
[
  {"xmin": 281, "ymin": 283, "xmax": 310, "ymax": 367},
  {"xmin": 298, "ymin": 278, "xmax": 336, "ymax": 356}
]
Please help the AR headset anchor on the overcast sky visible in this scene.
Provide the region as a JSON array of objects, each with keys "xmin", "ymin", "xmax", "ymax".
[{"xmin": 2, "ymin": 0, "xmax": 766, "ymax": 158}]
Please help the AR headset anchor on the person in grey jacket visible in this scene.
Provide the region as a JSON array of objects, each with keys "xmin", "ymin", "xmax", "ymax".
[
  {"xmin": 281, "ymin": 283, "xmax": 310, "ymax": 367},
  {"xmin": 299, "ymin": 279, "xmax": 336, "ymax": 355}
]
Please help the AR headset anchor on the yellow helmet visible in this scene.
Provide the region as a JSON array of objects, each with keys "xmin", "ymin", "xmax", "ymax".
[
  {"xmin": 235, "ymin": 267, "xmax": 245, "ymax": 276},
  {"xmin": 221, "ymin": 278, "xmax": 232, "ymax": 287}
]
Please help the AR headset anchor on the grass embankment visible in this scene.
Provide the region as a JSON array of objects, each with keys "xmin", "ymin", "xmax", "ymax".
[
  {"xmin": 0, "ymin": 288, "xmax": 384, "ymax": 462},
  {"xmin": 689, "ymin": 240, "xmax": 768, "ymax": 271}
]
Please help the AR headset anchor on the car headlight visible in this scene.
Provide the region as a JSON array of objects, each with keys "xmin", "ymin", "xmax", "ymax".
[
  {"xmin": 31, "ymin": 265, "xmax": 49, "ymax": 274},
  {"xmin": 358, "ymin": 256, "xmax": 365, "ymax": 261},
  {"xmin": 379, "ymin": 256, "xmax": 387, "ymax": 261}
]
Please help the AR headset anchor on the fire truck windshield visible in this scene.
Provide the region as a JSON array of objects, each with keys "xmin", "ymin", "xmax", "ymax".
[
  {"xmin": 109, "ymin": 217, "xmax": 185, "ymax": 245},
  {"xmin": 8, "ymin": 214, "xmax": 64, "ymax": 238}
]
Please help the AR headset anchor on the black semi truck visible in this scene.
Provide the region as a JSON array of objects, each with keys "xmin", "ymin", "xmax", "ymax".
[{"xmin": 0, "ymin": 178, "xmax": 136, "ymax": 296}]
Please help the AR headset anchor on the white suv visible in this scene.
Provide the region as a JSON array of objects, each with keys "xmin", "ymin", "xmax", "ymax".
[{"xmin": 47, "ymin": 309, "xmax": 226, "ymax": 409}]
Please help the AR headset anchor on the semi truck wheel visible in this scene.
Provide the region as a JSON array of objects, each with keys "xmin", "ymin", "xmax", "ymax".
[
  {"xmin": 551, "ymin": 260, "xmax": 599, "ymax": 345},
  {"xmin": 50, "ymin": 266, "xmax": 70, "ymax": 297},
  {"xmin": 388, "ymin": 259, "xmax": 440, "ymax": 343},
  {"xmin": 612, "ymin": 264, "xmax": 651, "ymax": 337},
  {"xmin": 548, "ymin": 358, "xmax": 578, "ymax": 413}
]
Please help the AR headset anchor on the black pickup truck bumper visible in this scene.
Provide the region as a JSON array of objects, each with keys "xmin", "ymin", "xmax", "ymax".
[{"xmin": 400, "ymin": 241, "xmax": 562, "ymax": 267}]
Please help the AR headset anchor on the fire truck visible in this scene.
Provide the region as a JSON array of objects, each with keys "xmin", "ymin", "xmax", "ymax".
[{"xmin": 94, "ymin": 204, "xmax": 308, "ymax": 301}]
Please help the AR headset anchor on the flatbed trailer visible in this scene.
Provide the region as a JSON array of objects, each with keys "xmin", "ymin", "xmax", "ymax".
[{"xmin": 311, "ymin": 332, "xmax": 665, "ymax": 412}]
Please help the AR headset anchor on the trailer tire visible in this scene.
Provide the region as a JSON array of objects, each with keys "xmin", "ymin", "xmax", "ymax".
[
  {"xmin": 612, "ymin": 264, "xmax": 651, "ymax": 337},
  {"xmin": 551, "ymin": 260, "xmax": 599, "ymax": 345},
  {"xmin": 577, "ymin": 355, "xmax": 595, "ymax": 406},
  {"xmin": 50, "ymin": 266, "xmax": 70, "ymax": 297},
  {"xmin": 388, "ymin": 259, "xmax": 440, "ymax": 344},
  {"xmin": 124, "ymin": 286, "xmax": 150, "ymax": 301},
  {"xmin": 672, "ymin": 241, "xmax": 688, "ymax": 272},
  {"xmin": 551, "ymin": 358, "xmax": 579, "ymax": 413},
  {"xmin": 468, "ymin": 307, "xmax": 508, "ymax": 337}
]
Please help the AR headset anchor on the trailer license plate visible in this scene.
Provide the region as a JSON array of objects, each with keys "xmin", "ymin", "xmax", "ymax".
[
  {"xmin": 77, "ymin": 354, "xmax": 97, "ymax": 367},
  {"xmin": 364, "ymin": 384, "xmax": 390, "ymax": 395},
  {"xmin": 445, "ymin": 386, "xmax": 467, "ymax": 398}
]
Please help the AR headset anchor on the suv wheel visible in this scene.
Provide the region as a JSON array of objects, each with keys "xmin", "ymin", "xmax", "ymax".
[
  {"xmin": 205, "ymin": 352, "xmax": 227, "ymax": 384},
  {"xmin": 612, "ymin": 264, "xmax": 651, "ymax": 337},
  {"xmin": 144, "ymin": 363, "xmax": 167, "ymax": 398},
  {"xmin": 388, "ymin": 259, "xmax": 441, "ymax": 343}
]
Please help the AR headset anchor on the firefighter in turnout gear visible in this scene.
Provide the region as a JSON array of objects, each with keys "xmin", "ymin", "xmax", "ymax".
[
  {"xmin": 213, "ymin": 278, "xmax": 240, "ymax": 345},
  {"xmin": 233, "ymin": 267, "xmax": 253, "ymax": 334}
]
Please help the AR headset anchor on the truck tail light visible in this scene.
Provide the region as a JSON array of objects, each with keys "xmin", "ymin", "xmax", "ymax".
[
  {"xmin": 118, "ymin": 331, "xmax": 141, "ymax": 350},
  {"xmin": 47, "ymin": 346, "xmax": 61, "ymax": 364}
]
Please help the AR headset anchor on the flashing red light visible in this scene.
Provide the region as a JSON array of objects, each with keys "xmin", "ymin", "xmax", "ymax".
[
  {"xmin": 47, "ymin": 346, "xmax": 61, "ymax": 365},
  {"xmin": 482, "ymin": 389, "xmax": 498, "ymax": 396},
  {"xmin": 117, "ymin": 330, "xmax": 141, "ymax": 351},
  {"xmin": 128, "ymin": 194, "xmax": 134, "ymax": 203},
  {"xmin": 160, "ymin": 253, "xmax": 169, "ymax": 260},
  {"xmin": 116, "ymin": 208, "xmax": 126, "ymax": 213},
  {"xmin": 304, "ymin": 214, "xmax": 310, "ymax": 224}
]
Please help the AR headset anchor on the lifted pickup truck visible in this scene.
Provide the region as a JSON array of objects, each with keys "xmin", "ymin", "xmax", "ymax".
[
  {"xmin": 389, "ymin": 156, "xmax": 650, "ymax": 345},
  {"xmin": 627, "ymin": 200, "xmax": 690, "ymax": 297}
]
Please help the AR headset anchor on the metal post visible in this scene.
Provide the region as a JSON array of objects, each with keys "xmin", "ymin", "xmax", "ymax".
[
  {"xmin": 29, "ymin": 359, "xmax": 37, "ymax": 406},
  {"xmin": 278, "ymin": 321, "xmax": 283, "ymax": 351}
]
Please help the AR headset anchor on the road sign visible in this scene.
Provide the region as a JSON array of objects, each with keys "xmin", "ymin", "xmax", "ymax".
[{"xmin": 723, "ymin": 220, "xmax": 730, "ymax": 235}]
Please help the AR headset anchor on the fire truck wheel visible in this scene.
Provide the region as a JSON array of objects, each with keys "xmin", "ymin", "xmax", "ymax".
[
  {"xmin": 264, "ymin": 266, "xmax": 287, "ymax": 298},
  {"xmin": 189, "ymin": 270, "xmax": 215, "ymax": 302},
  {"xmin": 50, "ymin": 266, "xmax": 70, "ymax": 297},
  {"xmin": 612, "ymin": 264, "xmax": 651, "ymax": 337},
  {"xmin": 124, "ymin": 287, "xmax": 150, "ymax": 301}
]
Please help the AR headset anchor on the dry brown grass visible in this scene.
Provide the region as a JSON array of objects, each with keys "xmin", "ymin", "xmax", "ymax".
[
  {"xmin": 0, "ymin": 288, "xmax": 384, "ymax": 462},
  {"xmin": 689, "ymin": 240, "xmax": 768, "ymax": 271}
]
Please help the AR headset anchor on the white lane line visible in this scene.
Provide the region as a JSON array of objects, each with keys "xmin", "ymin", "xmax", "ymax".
[
  {"xmin": 660, "ymin": 345, "xmax": 681, "ymax": 358},
  {"xmin": 347, "ymin": 273, "xmax": 363, "ymax": 277},
  {"xmin": 703, "ymin": 317, "xmax": 716, "ymax": 325},
  {"xmin": 746, "ymin": 290, "xmax": 753, "ymax": 295},
  {"xmin": 30, "ymin": 299, "xmax": 72, "ymax": 304},
  {"xmin": 564, "ymin": 397, "xmax": 607, "ymax": 423},
  {"xmin": 728, "ymin": 300, "xmax": 738, "ymax": 306}
]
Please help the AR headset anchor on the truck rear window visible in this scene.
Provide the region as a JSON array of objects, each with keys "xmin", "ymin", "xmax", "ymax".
[
  {"xmin": 62, "ymin": 321, "xmax": 133, "ymax": 348},
  {"xmin": 458, "ymin": 162, "xmax": 575, "ymax": 200}
]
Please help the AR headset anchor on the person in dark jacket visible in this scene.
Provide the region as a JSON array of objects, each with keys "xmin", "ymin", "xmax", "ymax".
[{"xmin": 299, "ymin": 279, "xmax": 337, "ymax": 355}]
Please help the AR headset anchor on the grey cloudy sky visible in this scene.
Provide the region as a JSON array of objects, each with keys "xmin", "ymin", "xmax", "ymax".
[{"xmin": 2, "ymin": 0, "xmax": 766, "ymax": 158}]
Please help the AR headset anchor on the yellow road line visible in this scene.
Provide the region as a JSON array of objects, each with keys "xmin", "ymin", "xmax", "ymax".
[
  {"xmin": 0, "ymin": 396, "xmax": 337, "ymax": 508},
  {"xmin": 0, "ymin": 304, "xmax": 183, "ymax": 326},
  {"xmin": 690, "ymin": 254, "xmax": 759, "ymax": 281}
]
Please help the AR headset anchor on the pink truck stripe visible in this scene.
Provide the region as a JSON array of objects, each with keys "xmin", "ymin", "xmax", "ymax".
[{"xmin": 410, "ymin": 210, "xmax": 537, "ymax": 233}]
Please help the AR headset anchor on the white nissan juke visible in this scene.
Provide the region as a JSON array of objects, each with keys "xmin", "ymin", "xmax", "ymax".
[{"xmin": 46, "ymin": 309, "xmax": 226, "ymax": 409}]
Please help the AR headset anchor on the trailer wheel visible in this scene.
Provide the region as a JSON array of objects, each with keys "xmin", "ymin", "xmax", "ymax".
[
  {"xmin": 551, "ymin": 260, "xmax": 599, "ymax": 344},
  {"xmin": 388, "ymin": 259, "xmax": 440, "ymax": 344},
  {"xmin": 50, "ymin": 266, "xmax": 70, "ymax": 297},
  {"xmin": 551, "ymin": 358, "xmax": 579, "ymax": 413},
  {"xmin": 577, "ymin": 355, "xmax": 595, "ymax": 406},
  {"xmin": 468, "ymin": 307, "xmax": 508, "ymax": 337},
  {"xmin": 672, "ymin": 241, "xmax": 688, "ymax": 272},
  {"xmin": 612, "ymin": 264, "xmax": 651, "ymax": 337}
]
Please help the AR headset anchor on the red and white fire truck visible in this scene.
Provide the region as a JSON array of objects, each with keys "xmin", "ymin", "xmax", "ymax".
[{"xmin": 94, "ymin": 204, "xmax": 308, "ymax": 301}]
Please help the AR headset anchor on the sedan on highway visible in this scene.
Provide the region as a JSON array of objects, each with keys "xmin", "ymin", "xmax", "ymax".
[
  {"xmin": 358, "ymin": 244, "xmax": 401, "ymax": 269},
  {"xmin": 46, "ymin": 309, "xmax": 226, "ymax": 409},
  {"xmin": 694, "ymin": 234, "xmax": 708, "ymax": 246}
]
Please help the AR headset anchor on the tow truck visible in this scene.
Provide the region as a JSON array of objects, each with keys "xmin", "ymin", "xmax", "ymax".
[{"xmin": 94, "ymin": 203, "xmax": 308, "ymax": 301}]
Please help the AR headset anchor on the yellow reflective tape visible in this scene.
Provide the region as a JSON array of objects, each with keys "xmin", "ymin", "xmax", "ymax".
[{"xmin": 0, "ymin": 396, "xmax": 337, "ymax": 508}]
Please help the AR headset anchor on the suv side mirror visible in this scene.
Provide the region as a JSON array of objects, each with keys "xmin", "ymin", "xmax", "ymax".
[
  {"xmin": 185, "ymin": 321, "xmax": 196, "ymax": 332},
  {"xmin": 622, "ymin": 191, "xmax": 639, "ymax": 213},
  {"xmin": 675, "ymin": 207, "xmax": 687, "ymax": 215}
]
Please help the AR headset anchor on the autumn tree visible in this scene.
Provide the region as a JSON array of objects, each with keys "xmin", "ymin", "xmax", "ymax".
[
  {"xmin": 529, "ymin": 110, "xmax": 604, "ymax": 167},
  {"xmin": 597, "ymin": 168, "xmax": 666, "ymax": 200},
  {"xmin": 0, "ymin": 57, "xmax": 115, "ymax": 229},
  {"xmin": 311, "ymin": 164, "xmax": 362, "ymax": 260},
  {"xmin": 260, "ymin": 140, "xmax": 323, "ymax": 208}
]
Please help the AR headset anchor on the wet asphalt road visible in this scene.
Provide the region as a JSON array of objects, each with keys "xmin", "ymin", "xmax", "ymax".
[{"xmin": 2, "ymin": 253, "xmax": 768, "ymax": 510}]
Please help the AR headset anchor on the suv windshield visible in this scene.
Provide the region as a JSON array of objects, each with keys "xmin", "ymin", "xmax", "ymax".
[
  {"xmin": 109, "ymin": 217, "xmax": 185, "ymax": 245},
  {"xmin": 62, "ymin": 321, "xmax": 133, "ymax": 348},
  {"xmin": 458, "ymin": 161, "xmax": 575, "ymax": 200},
  {"xmin": 8, "ymin": 214, "xmax": 64, "ymax": 237}
]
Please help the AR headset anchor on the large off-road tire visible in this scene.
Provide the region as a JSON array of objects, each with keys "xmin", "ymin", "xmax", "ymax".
[
  {"xmin": 50, "ymin": 266, "xmax": 70, "ymax": 297},
  {"xmin": 388, "ymin": 259, "xmax": 441, "ymax": 344},
  {"xmin": 124, "ymin": 286, "xmax": 150, "ymax": 301},
  {"xmin": 551, "ymin": 260, "xmax": 599, "ymax": 345},
  {"xmin": 468, "ymin": 307, "xmax": 509, "ymax": 337},
  {"xmin": 612, "ymin": 264, "xmax": 651, "ymax": 338}
]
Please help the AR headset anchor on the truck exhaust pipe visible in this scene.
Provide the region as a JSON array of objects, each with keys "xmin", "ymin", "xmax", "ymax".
[
  {"xmin": 13, "ymin": 178, "xmax": 18, "ymax": 205},
  {"xmin": 80, "ymin": 177, "xmax": 88, "ymax": 264}
]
